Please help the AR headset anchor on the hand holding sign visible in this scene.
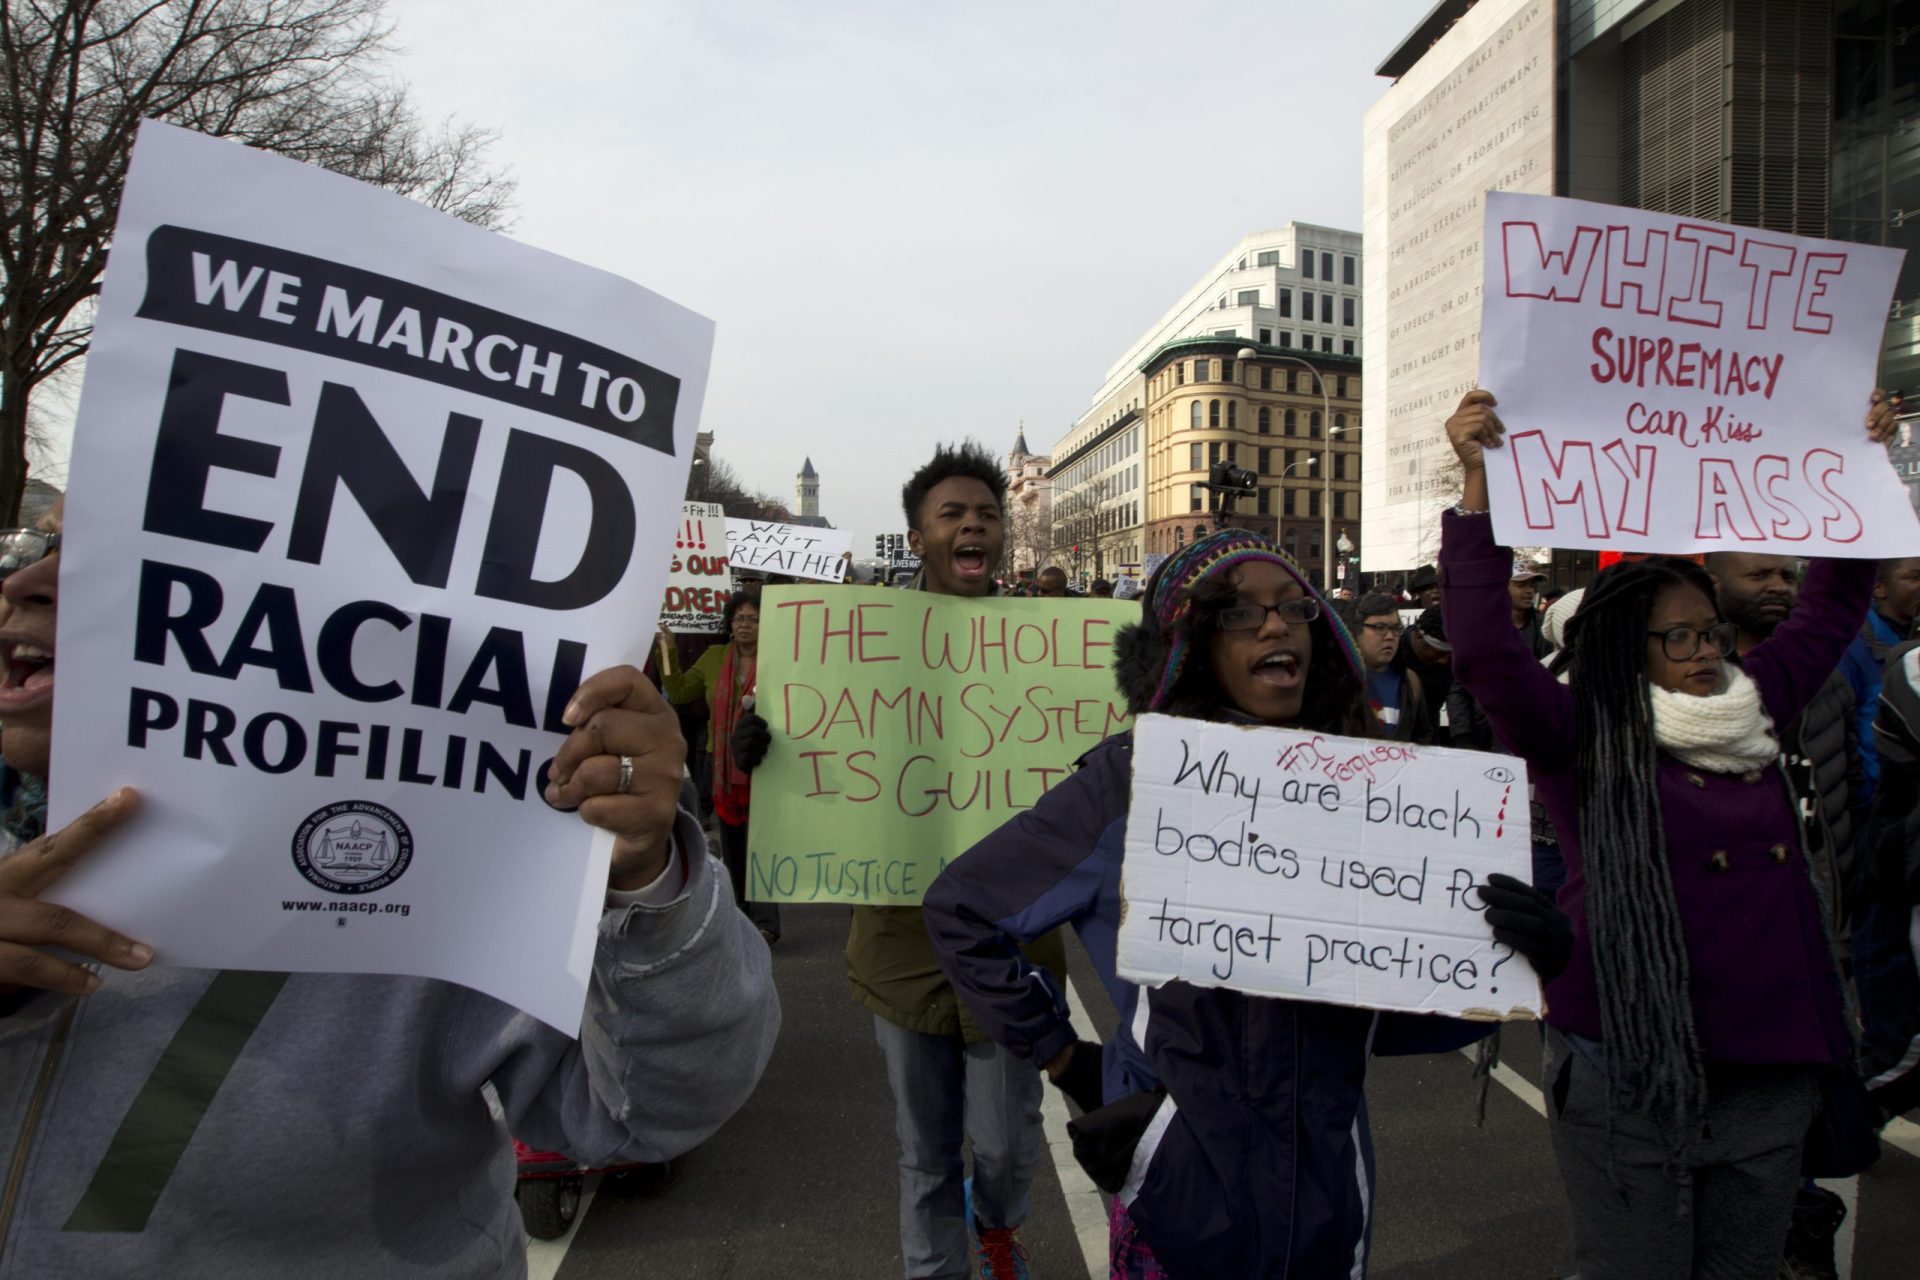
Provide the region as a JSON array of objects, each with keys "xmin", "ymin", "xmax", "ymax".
[
  {"xmin": 1445, "ymin": 389, "xmax": 1506, "ymax": 513},
  {"xmin": 0, "ymin": 789, "xmax": 149, "ymax": 996},
  {"xmin": 1451, "ymin": 386, "xmax": 1896, "ymax": 519},
  {"xmin": 1116, "ymin": 715, "xmax": 1542, "ymax": 1019},
  {"xmin": 545, "ymin": 668, "xmax": 686, "ymax": 891}
]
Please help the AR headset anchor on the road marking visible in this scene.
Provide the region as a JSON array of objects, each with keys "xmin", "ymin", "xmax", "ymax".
[
  {"xmin": 1884, "ymin": 1114, "xmax": 1920, "ymax": 1161},
  {"xmin": 1456, "ymin": 1045, "xmax": 1547, "ymax": 1117},
  {"xmin": 1815, "ymin": 1176, "xmax": 1859, "ymax": 1280},
  {"xmin": 524, "ymin": 1173, "xmax": 600, "ymax": 1280},
  {"xmin": 1049, "ymin": 979, "xmax": 1113, "ymax": 1279}
]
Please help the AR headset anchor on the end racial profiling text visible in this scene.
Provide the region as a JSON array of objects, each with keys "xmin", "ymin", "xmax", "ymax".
[{"xmin": 124, "ymin": 225, "xmax": 674, "ymax": 797}]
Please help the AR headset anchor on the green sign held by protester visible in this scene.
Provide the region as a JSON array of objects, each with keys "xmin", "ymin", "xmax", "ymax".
[{"xmin": 748, "ymin": 585, "xmax": 1135, "ymax": 904}]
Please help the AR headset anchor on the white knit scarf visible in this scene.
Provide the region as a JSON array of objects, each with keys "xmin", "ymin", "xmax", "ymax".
[{"xmin": 1646, "ymin": 665, "xmax": 1779, "ymax": 775}]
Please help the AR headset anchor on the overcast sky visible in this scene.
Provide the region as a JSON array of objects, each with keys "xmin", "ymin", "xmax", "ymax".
[{"xmin": 41, "ymin": 0, "xmax": 1437, "ymax": 555}]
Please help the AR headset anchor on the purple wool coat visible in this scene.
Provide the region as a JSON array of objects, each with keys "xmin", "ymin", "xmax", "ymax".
[{"xmin": 1441, "ymin": 511, "xmax": 1863, "ymax": 1067}]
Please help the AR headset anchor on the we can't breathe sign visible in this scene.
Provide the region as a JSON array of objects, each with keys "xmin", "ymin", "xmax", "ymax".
[
  {"xmin": 1480, "ymin": 191, "xmax": 1920, "ymax": 558},
  {"xmin": 46, "ymin": 122, "xmax": 715, "ymax": 1031}
]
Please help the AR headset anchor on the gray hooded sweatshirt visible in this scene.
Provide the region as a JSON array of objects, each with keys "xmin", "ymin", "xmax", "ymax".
[{"xmin": 0, "ymin": 812, "xmax": 779, "ymax": 1277}]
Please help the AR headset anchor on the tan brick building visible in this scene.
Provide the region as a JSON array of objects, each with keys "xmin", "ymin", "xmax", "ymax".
[{"xmin": 1142, "ymin": 336, "xmax": 1361, "ymax": 585}]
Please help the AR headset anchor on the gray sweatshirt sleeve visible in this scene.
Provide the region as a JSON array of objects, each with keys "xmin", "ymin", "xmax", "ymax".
[{"xmin": 446, "ymin": 809, "xmax": 781, "ymax": 1165}]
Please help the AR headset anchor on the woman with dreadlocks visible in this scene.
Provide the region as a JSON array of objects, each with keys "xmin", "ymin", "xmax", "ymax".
[
  {"xmin": 1441, "ymin": 388, "xmax": 1896, "ymax": 1280},
  {"xmin": 922, "ymin": 528, "xmax": 1572, "ymax": 1280}
]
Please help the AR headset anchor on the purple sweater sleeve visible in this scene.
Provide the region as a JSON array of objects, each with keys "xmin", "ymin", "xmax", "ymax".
[
  {"xmin": 1745, "ymin": 557, "xmax": 1875, "ymax": 729},
  {"xmin": 1440, "ymin": 511, "xmax": 1577, "ymax": 772}
]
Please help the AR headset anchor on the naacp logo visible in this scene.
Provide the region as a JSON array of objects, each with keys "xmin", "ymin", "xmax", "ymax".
[{"xmin": 291, "ymin": 801, "xmax": 413, "ymax": 894}]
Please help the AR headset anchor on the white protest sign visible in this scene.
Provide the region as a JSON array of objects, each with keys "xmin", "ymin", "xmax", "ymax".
[
  {"xmin": 1116, "ymin": 715, "xmax": 1540, "ymax": 1019},
  {"xmin": 1480, "ymin": 191, "xmax": 1920, "ymax": 556},
  {"xmin": 726, "ymin": 519, "xmax": 854, "ymax": 583},
  {"xmin": 48, "ymin": 123, "xmax": 714, "ymax": 1032},
  {"xmin": 660, "ymin": 501, "xmax": 729, "ymax": 632}
]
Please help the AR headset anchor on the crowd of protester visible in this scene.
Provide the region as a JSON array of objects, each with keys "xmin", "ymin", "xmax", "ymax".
[{"xmin": 4, "ymin": 388, "xmax": 1919, "ymax": 1280}]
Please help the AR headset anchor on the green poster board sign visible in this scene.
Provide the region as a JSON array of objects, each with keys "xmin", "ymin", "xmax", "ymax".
[{"xmin": 747, "ymin": 585, "xmax": 1137, "ymax": 904}]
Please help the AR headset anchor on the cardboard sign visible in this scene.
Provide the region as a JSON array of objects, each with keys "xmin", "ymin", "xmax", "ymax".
[
  {"xmin": 1116, "ymin": 715, "xmax": 1540, "ymax": 1020},
  {"xmin": 660, "ymin": 501, "xmax": 729, "ymax": 633},
  {"xmin": 747, "ymin": 587, "xmax": 1134, "ymax": 904},
  {"xmin": 726, "ymin": 519, "xmax": 854, "ymax": 583},
  {"xmin": 48, "ymin": 123, "xmax": 714, "ymax": 1031},
  {"xmin": 1480, "ymin": 191, "xmax": 1920, "ymax": 556}
]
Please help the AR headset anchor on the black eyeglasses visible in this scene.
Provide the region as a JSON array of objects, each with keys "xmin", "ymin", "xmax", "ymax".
[
  {"xmin": 1217, "ymin": 599, "xmax": 1321, "ymax": 632},
  {"xmin": 0, "ymin": 529, "xmax": 60, "ymax": 583},
  {"xmin": 1647, "ymin": 621, "xmax": 1739, "ymax": 662}
]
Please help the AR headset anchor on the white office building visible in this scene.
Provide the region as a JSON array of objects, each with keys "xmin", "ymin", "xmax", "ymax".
[{"xmin": 1052, "ymin": 225, "xmax": 1364, "ymax": 579}]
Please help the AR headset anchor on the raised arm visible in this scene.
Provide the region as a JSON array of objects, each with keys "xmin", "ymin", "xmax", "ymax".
[
  {"xmin": 1439, "ymin": 391, "xmax": 1577, "ymax": 770},
  {"xmin": 1744, "ymin": 557, "xmax": 1875, "ymax": 730},
  {"xmin": 923, "ymin": 738, "xmax": 1132, "ymax": 1070}
]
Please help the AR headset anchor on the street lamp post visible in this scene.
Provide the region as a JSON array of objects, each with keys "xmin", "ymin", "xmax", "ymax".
[
  {"xmin": 1241, "ymin": 346, "xmax": 1340, "ymax": 590},
  {"xmin": 1277, "ymin": 455, "xmax": 1316, "ymax": 556}
]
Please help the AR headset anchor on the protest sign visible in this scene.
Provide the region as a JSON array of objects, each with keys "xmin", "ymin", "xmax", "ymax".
[
  {"xmin": 1480, "ymin": 191, "xmax": 1920, "ymax": 556},
  {"xmin": 726, "ymin": 519, "xmax": 854, "ymax": 583},
  {"xmin": 48, "ymin": 123, "xmax": 714, "ymax": 1032},
  {"xmin": 1116, "ymin": 715, "xmax": 1540, "ymax": 1019},
  {"xmin": 660, "ymin": 501, "xmax": 729, "ymax": 632},
  {"xmin": 748, "ymin": 586, "xmax": 1134, "ymax": 904}
]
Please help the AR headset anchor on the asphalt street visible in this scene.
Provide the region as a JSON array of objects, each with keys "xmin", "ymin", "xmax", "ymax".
[{"xmin": 538, "ymin": 905, "xmax": 1920, "ymax": 1280}]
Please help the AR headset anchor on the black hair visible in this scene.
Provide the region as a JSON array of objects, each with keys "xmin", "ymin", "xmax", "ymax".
[
  {"xmin": 1556, "ymin": 554, "xmax": 1722, "ymax": 1139},
  {"xmin": 722, "ymin": 590, "xmax": 758, "ymax": 633},
  {"xmin": 901, "ymin": 442, "xmax": 1007, "ymax": 531},
  {"xmin": 1114, "ymin": 555, "xmax": 1374, "ymax": 737},
  {"xmin": 1355, "ymin": 591, "xmax": 1399, "ymax": 619},
  {"xmin": 1877, "ymin": 555, "xmax": 1920, "ymax": 584},
  {"xmin": 1037, "ymin": 566, "xmax": 1067, "ymax": 582}
]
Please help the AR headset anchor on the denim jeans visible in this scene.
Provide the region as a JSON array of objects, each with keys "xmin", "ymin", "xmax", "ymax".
[{"xmin": 872, "ymin": 1016, "xmax": 1045, "ymax": 1280}]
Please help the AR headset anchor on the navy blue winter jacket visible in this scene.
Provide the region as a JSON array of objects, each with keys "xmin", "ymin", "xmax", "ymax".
[{"xmin": 923, "ymin": 732, "xmax": 1489, "ymax": 1279}]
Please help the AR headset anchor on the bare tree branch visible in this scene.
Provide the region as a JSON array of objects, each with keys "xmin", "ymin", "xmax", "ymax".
[{"xmin": 0, "ymin": 0, "xmax": 517, "ymax": 520}]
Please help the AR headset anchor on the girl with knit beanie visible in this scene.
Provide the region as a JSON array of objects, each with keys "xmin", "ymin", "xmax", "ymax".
[
  {"xmin": 1440, "ymin": 389, "xmax": 1895, "ymax": 1280},
  {"xmin": 924, "ymin": 527, "xmax": 1571, "ymax": 1279}
]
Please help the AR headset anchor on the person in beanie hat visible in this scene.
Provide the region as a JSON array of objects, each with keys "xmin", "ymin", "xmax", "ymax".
[{"xmin": 924, "ymin": 528, "xmax": 1571, "ymax": 1279}]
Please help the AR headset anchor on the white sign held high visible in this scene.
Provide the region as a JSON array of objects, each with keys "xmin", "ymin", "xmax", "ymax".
[
  {"xmin": 1480, "ymin": 190, "xmax": 1920, "ymax": 557},
  {"xmin": 1116, "ymin": 715, "xmax": 1540, "ymax": 1020},
  {"xmin": 726, "ymin": 519, "xmax": 853, "ymax": 583},
  {"xmin": 48, "ymin": 122, "xmax": 715, "ymax": 1032}
]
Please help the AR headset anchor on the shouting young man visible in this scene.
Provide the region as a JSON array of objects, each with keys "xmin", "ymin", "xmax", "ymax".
[{"xmin": 735, "ymin": 442, "xmax": 1059, "ymax": 1279}]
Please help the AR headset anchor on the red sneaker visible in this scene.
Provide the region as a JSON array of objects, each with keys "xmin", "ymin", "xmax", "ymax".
[{"xmin": 973, "ymin": 1225, "xmax": 1031, "ymax": 1280}]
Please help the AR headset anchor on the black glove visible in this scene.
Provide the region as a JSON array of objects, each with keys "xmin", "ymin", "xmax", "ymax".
[
  {"xmin": 1047, "ymin": 1039, "xmax": 1106, "ymax": 1116},
  {"xmin": 1067, "ymin": 1089, "xmax": 1166, "ymax": 1195},
  {"xmin": 1479, "ymin": 872, "xmax": 1573, "ymax": 983},
  {"xmin": 731, "ymin": 711, "xmax": 771, "ymax": 773}
]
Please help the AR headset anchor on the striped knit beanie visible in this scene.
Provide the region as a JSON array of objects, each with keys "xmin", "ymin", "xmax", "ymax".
[{"xmin": 1140, "ymin": 528, "xmax": 1364, "ymax": 712}]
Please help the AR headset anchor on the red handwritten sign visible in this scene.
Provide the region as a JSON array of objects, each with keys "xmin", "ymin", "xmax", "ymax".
[{"xmin": 1480, "ymin": 191, "xmax": 1920, "ymax": 556}]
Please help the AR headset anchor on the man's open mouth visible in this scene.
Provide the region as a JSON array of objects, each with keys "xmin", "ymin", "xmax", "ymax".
[{"xmin": 954, "ymin": 545, "xmax": 988, "ymax": 579}]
